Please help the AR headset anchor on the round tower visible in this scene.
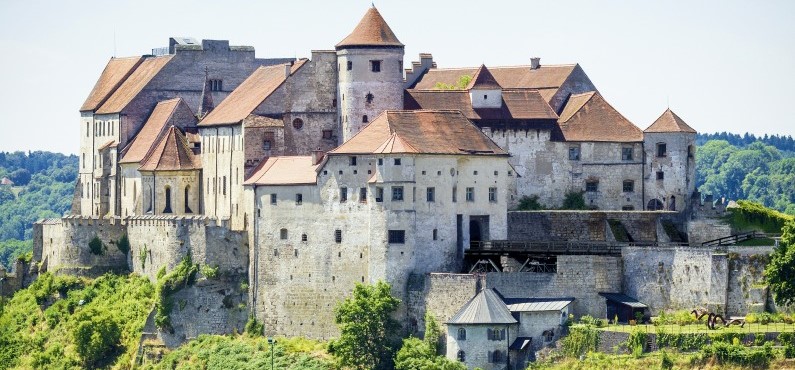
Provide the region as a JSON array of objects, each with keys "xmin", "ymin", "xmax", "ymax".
[
  {"xmin": 643, "ymin": 108, "xmax": 697, "ymax": 212},
  {"xmin": 336, "ymin": 6, "xmax": 405, "ymax": 141}
]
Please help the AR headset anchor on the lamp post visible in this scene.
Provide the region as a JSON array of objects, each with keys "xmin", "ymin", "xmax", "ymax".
[{"xmin": 268, "ymin": 337, "xmax": 275, "ymax": 370}]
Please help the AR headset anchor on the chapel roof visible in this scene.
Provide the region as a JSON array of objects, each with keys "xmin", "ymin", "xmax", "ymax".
[
  {"xmin": 139, "ymin": 126, "xmax": 201, "ymax": 171},
  {"xmin": 81, "ymin": 56, "xmax": 143, "ymax": 112},
  {"xmin": 243, "ymin": 156, "xmax": 319, "ymax": 186},
  {"xmin": 96, "ymin": 55, "xmax": 175, "ymax": 114},
  {"xmin": 336, "ymin": 7, "xmax": 403, "ymax": 49},
  {"xmin": 329, "ymin": 110, "xmax": 507, "ymax": 156},
  {"xmin": 557, "ymin": 91, "xmax": 643, "ymax": 142},
  {"xmin": 644, "ymin": 108, "xmax": 697, "ymax": 133},
  {"xmin": 121, "ymin": 98, "xmax": 191, "ymax": 164},
  {"xmin": 447, "ymin": 289, "xmax": 517, "ymax": 325}
]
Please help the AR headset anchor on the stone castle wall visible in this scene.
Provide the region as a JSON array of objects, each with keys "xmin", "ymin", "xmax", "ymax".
[
  {"xmin": 508, "ymin": 210, "xmax": 677, "ymax": 242},
  {"xmin": 38, "ymin": 216, "xmax": 128, "ymax": 276}
]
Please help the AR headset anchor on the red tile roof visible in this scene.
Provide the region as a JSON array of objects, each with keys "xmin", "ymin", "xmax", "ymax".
[
  {"xmin": 120, "ymin": 98, "xmax": 188, "ymax": 164},
  {"xmin": 329, "ymin": 110, "xmax": 507, "ymax": 155},
  {"xmin": 405, "ymin": 89, "xmax": 558, "ymax": 120},
  {"xmin": 139, "ymin": 126, "xmax": 201, "ymax": 171},
  {"xmin": 411, "ymin": 64, "xmax": 577, "ymax": 92},
  {"xmin": 199, "ymin": 61, "xmax": 306, "ymax": 126},
  {"xmin": 645, "ymin": 108, "xmax": 697, "ymax": 133},
  {"xmin": 96, "ymin": 55, "xmax": 174, "ymax": 114},
  {"xmin": 81, "ymin": 56, "xmax": 143, "ymax": 112},
  {"xmin": 467, "ymin": 65, "xmax": 501, "ymax": 90},
  {"xmin": 336, "ymin": 7, "xmax": 403, "ymax": 49},
  {"xmin": 243, "ymin": 156, "xmax": 319, "ymax": 186},
  {"xmin": 557, "ymin": 92, "xmax": 643, "ymax": 142}
]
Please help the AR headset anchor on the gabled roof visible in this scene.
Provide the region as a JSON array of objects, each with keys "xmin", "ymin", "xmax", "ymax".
[
  {"xmin": 405, "ymin": 89, "xmax": 558, "ymax": 121},
  {"xmin": 599, "ymin": 292, "xmax": 648, "ymax": 308},
  {"xmin": 96, "ymin": 55, "xmax": 175, "ymax": 114},
  {"xmin": 199, "ymin": 61, "xmax": 306, "ymax": 126},
  {"xmin": 243, "ymin": 156, "xmax": 319, "ymax": 186},
  {"xmin": 121, "ymin": 98, "xmax": 193, "ymax": 164},
  {"xmin": 139, "ymin": 126, "xmax": 200, "ymax": 171},
  {"xmin": 336, "ymin": 7, "xmax": 403, "ymax": 49},
  {"xmin": 447, "ymin": 289, "xmax": 517, "ymax": 325},
  {"xmin": 645, "ymin": 108, "xmax": 697, "ymax": 133},
  {"xmin": 411, "ymin": 64, "xmax": 578, "ymax": 96},
  {"xmin": 557, "ymin": 92, "xmax": 643, "ymax": 142},
  {"xmin": 81, "ymin": 56, "xmax": 143, "ymax": 112},
  {"xmin": 243, "ymin": 114, "xmax": 284, "ymax": 128},
  {"xmin": 329, "ymin": 110, "xmax": 507, "ymax": 156},
  {"xmin": 502, "ymin": 297, "xmax": 574, "ymax": 312},
  {"xmin": 467, "ymin": 65, "xmax": 501, "ymax": 90}
]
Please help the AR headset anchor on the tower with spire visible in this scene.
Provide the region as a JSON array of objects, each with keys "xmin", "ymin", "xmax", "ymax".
[{"xmin": 336, "ymin": 6, "xmax": 405, "ymax": 141}]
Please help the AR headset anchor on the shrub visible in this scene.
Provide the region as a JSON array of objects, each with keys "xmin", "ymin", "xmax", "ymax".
[
  {"xmin": 200, "ymin": 264, "xmax": 219, "ymax": 279},
  {"xmin": 116, "ymin": 234, "xmax": 129, "ymax": 255},
  {"xmin": 88, "ymin": 236, "xmax": 104, "ymax": 255},
  {"xmin": 139, "ymin": 245, "xmax": 148, "ymax": 270},
  {"xmin": 627, "ymin": 327, "xmax": 646, "ymax": 358},
  {"xmin": 561, "ymin": 325, "xmax": 599, "ymax": 357},
  {"xmin": 245, "ymin": 316, "xmax": 264, "ymax": 336},
  {"xmin": 660, "ymin": 350, "xmax": 674, "ymax": 370},
  {"xmin": 701, "ymin": 341, "xmax": 773, "ymax": 367},
  {"xmin": 154, "ymin": 253, "xmax": 198, "ymax": 331},
  {"xmin": 517, "ymin": 195, "xmax": 544, "ymax": 210},
  {"xmin": 72, "ymin": 310, "xmax": 121, "ymax": 367},
  {"xmin": 745, "ymin": 312, "xmax": 759, "ymax": 324},
  {"xmin": 785, "ymin": 344, "xmax": 795, "ymax": 359},
  {"xmin": 561, "ymin": 191, "xmax": 587, "ymax": 210}
]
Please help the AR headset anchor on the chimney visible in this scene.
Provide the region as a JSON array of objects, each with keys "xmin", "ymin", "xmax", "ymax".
[
  {"xmin": 285, "ymin": 64, "xmax": 291, "ymax": 78},
  {"xmin": 311, "ymin": 148, "xmax": 325, "ymax": 165},
  {"xmin": 530, "ymin": 57, "xmax": 541, "ymax": 70}
]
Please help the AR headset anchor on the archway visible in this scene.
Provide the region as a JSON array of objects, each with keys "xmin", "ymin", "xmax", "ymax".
[
  {"xmin": 469, "ymin": 215, "xmax": 490, "ymax": 248},
  {"xmin": 647, "ymin": 198, "xmax": 663, "ymax": 211}
]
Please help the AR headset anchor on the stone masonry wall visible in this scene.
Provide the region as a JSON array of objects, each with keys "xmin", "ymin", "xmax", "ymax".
[
  {"xmin": 39, "ymin": 216, "xmax": 128, "ymax": 276},
  {"xmin": 508, "ymin": 211, "xmax": 670, "ymax": 242}
]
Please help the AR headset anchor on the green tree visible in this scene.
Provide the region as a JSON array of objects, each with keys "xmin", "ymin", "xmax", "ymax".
[
  {"xmin": 329, "ymin": 281, "xmax": 401, "ymax": 370},
  {"xmin": 394, "ymin": 313, "xmax": 466, "ymax": 370},
  {"xmin": 765, "ymin": 220, "xmax": 795, "ymax": 306},
  {"xmin": 72, "ymin": 309, "xmax": 121, "ymax": 367}
]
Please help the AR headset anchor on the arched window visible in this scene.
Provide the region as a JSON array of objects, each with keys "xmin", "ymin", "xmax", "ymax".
[
  {"xmin": 184, "ymin": 186, "xmax": 192, "ymax": 213},
  {"xmin": 163, "ymin": 186, "xmax": 173, "ymax": 213},
  {"xmin": 292, "ymin": 118, "xmax": 304, "ymax": 130},
  {"xmin": 145, "ymin": 185, "xmax": 153, "ymax": 213},
  {"xmin": 362, "ymin": 115, "xmax": 368, "ymax": 123},
  {"xmin": 457, "ymin": 327, "xmax": 466, "ymax": 340},
  {"xmin": 457, "ymin": 350, "xmax": 465, "ymax": 362},
  {"xmin": 647, "ymin": 198, "xmax": 664, "ymax": 211}
]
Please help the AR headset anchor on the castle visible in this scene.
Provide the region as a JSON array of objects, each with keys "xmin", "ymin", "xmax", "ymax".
[{"xmin": 29, "ymin": 7, "xmax": 765, "ymax": 370}]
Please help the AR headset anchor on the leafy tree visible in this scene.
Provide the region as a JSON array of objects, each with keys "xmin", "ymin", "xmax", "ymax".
[
  {"xmin": 328, "ymin": 281, "xmax": 401, "ymax": 370},
  {"xmin": 516, "ymin": 195, "xmax": 543, "ymax": 210},
  {"xmin": 395, "ymin": 313, "xmax": 465, "ymax": 370},
  {"xmin": 72, "ymin": 309, "xmax": 121, "ymax": 367},
  {"xmin": 8, "ymin": 169, "xmax": 30, "ymax": 186},
  {"xmin": 765, "ymin": 220, "xmax": 795, "ymax": 306},
  {"xmin": 434, "ymin": 75, "xmax": 473, "ymax": 90}
]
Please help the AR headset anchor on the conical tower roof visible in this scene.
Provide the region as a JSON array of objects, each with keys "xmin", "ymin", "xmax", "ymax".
[
  {"xmin": 645, "ymin": 108, "xmax": 696, "ymax": 133},
  {"xmin": 467, "ymin": 65, "xmax": 502, "ymax": 90},
  {"xmin": 336, "ymin": 7, "xmax": 403, "ymax": 49}
]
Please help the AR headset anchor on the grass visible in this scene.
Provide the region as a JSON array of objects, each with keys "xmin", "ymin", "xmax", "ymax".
[
  {"xmin": 529, "ymin": 351, "xmax": 795, "ymax": 370},
  {"xmin": 600, "ymin": 323, "xmax": 795, "ymax": 334},
  {"xmin": 735, "ymin": 237, "xmax": 777, "ymax": 246}
]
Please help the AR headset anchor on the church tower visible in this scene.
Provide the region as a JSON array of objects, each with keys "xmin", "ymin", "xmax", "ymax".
[{"xmin": 336, "ymin": 6, "xmax": 405, "ymax": 141}]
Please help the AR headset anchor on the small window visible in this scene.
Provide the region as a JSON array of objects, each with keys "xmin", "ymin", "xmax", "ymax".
[
  {"xmin": 452, "ymin": 186, "xmax": 457, "ymax": 203},
  {"xmin": 622, "ymin": 147, "xmax": 633, "ymax": 161},
  {"xmin": 334, "ymin": 229, "xmax": 342, "ymax": 243},
  {"xmin": 688, "ymin": 145, "xmax": 694, "ymax": 158},
  {"xmin": 465, "ymin": 187, "xmax": 474, "ymax": 202},
  {"xmin": 378, "ymin": 158, "xmax": 383, "ymax": 165},
  {"xmin": 370, "ymin": 60, "xmax": 381, "ymax": 72},
  {"xmin": 544, "ymin": 329, "xmax": 555, "ymax": 342},
  {"xmin": 292, "ymin": 118, "xmax": 304, "ymax": 130},
  {"xmin": 301, "ymin": 234, "xmax": 307, "ymax": 242},
  {"xmin": 350, "ymin": 156, "xmax": 357, "ymax": 166},
  {"xmin": 388, "ymin": 230, "xmax": 405, "ymax": 244},
  {"xmin": 432, "ymin": 229, "xmax": 438, "ymax": 241},
  {"xmin": 322, "ymin": 129, "xmax": 333, "ymax": 139},
  {"xmin": 365, "ymin": 92, "xmax": 374, "ymax": 104},
  {"xmin": 263, "ymin": 140, "xmax": 272, "ymax": 150},
  {"xmin": 360, "ymin": 187, "xmax": 367, "ymax": 202},
  {"xmin": 375, "ymin": 187, "xmax": 384, "ymax": 202},
  {"xmin": 394, "ymin": 158, "xmax": 401, "ymax": 165},
  {"xmin": 280, "ymin": 228, "xmax": 288, "ymax": 240},
  {"xmin": 473, "ymin": 170, "xmax": 478, "ymax": 175},
  {"xmin": 392, "ymin": 186, "xmax": 404, "ymax": 201},
  {"xmin": 569, "ymin": 146, "xmax": 580, "ymax": 160},
  {"xmin": 296, "ymin": 193, "xmax": 303, "ymax": 205},
  {"xmin": 586, "ymin": 180, "xmax": 599, "ymax": 192},
  {"xmin": 623, "ymin": 180, "xmax": 635, "ymax": 193},
  {"xmin": 426, "ymin": 187, "xmax": 435, "ymax": 202},
  {"xmin": 209, "ymin": 79, "xmax": 223, "ymax": 91},
  {"xmin": 656, "ymin": 142, "xmax": 667, "ymax": 157},
  {"xmin": 457, "ymin": 350, "xmax": 465, "ymax": 362},
  {"xmin": 657, "ymin": 171, "xmax": 664, "ymax": 180},
  {"xmin": 488, "ymin": 187, "xmax": 497, "ymax": 202},
  {"xmin": 362, "ymin": 115, "xmax": 368, "ymax": 123},
  {"xmin": 270, "ymin": 193, "xmax": 277, "ymax": 205},
  {"xmin": 222, "ymin": 176, "xmax": 227, "ymax": 195},
  {"xmin": 346, "ymin": 61, "xmax": 352, "ymax": 70},
  {"xmin": 340, "ymin": 187, "xmax": 348, "ymax": 202},
  {"xmin": 457, "ymin": 328, "xmax": 466, "ymax": 340}
]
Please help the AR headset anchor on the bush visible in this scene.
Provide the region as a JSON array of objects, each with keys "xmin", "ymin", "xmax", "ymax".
[
  {"xmin": 139, "ymin": 245, "xmax": 148, "ymax": 270},
  {"xmin": 72, "ymin": 309, "xmax": 121, "ymax": 367},
  {"xmin": 88, "ymin": 236, "xmax": 104, "ymax": 255},
  {"xmin": 154, "ymin": 253, "xmax": 198, "ymax": 331},
  {"xmin": 115, "ymin": 234, "xmax": 129, "ymax": 255},
  {"xmin": 785, "ymin": 344, "xmax": 795, "ymax": 359},
  {"xmin": 701, "ymin": 341, "xmax": 773, "ymax": 367},
  {"xmin": 561, "ymin": 325, "xmax": 599, "ymax": 357},
  {"xmin": 660, "ymin": 350, "xmax": 674, "ymax": 370},
  {"xmin": 200, "ymin": 264, "xmax": 219, "ymax": 279},
  {"xmin": 561, "ymin": 191, "xmax": 587, "ymax": 210},
  {"xmin": 627, "ymin": 327, "xmax": 646, "ymax": 358},
  {"xmin": 245, "ymin": 316, "xmax": 264, "ymax": 336},
  {"xmin": 516, "ymin": 195, "xmax": 544, "ymax": 210},
  {"xmin": 727, "ymin": 200, "xmax": 793, "ymax": 233}
]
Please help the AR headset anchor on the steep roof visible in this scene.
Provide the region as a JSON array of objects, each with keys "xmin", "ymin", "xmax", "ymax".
[
  {"xmin": 81, "ymin": 56, "xmax": 143, "ymax": 112},
  {"xmin": 336, "ymin": 7, "xmax": 403, "ymax": 49},
  {"xmin": 199, "ymin": 61, "xmax": 306, "ymax": 126},
  {"xmin": 557, "ymin": 92, "xmax": 643, "ymax": 142},
  {"xmin": 243, "ymin": 156, "xmax": 319, "ymax": 186},
  {"xmin": 467, "ymin": 65, "xmax": 501, "ymax": 90},
  {"xmin": 329, "ymin": 110, "xmax": 507, "ymax": 156},
  {"xmin": 447, "ymin": 289, "xmax": 517, "ymax": 325},
  {"xmin": 411, "ymin": 64, "xmax": 578, "ymax": 96},
  {"xmin": 405, "ymin": 89, "xmax": 558, "ymax": 121},
  {"xmin": 96, "ymin": 55, "xmax": 175, "ymax": 114},
  {"xmin": 139, "ymin": 126, "xmax": 200, "ymax": 171},
  {"xmin": 120, "ymin": 98, "xmax": 189, "ymax": 164},
  {"xmin": 645, "ymin": 108, "xmax": 697, "ymax": 133}
]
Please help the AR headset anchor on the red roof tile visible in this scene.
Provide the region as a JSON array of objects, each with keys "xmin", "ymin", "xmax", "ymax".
[
  {"xmin": 411, "ymin": 64, "xmax": 577, "ymax": 92},
  {"xmin": 120, "ymin": 98, "xmax": 193, "ymax": 164},
  {"xmin": 645, "ymin": 108, "xmax": 697, "ymax": 133},
  {"xmin": 336, "ymin": 7, "xmax": 403, "ymax": 49},
  {"xmin": 81, "ymin": 56, "xmax": 143, "ymax": 112},
  {"xmin": 557, "ymin": 92, "xmax": 643, "ymax": 142},
  {"xmin": 243, "ymin": 156, "xmax": 319, "ymax": 186},
  {"xmin": 467, "ymin": 65, "xmax": 501, "ymax": 90},
  {"xmin": 405, "ymin": 89, "xmax": 558, "ymax": 120},
  {"xmin": 139, "ymin": 126, "xmax": 201, "ymax": 171},
  {"xmin": 96, "ymin": 55, "xmax": 174, "ymax": 114}
]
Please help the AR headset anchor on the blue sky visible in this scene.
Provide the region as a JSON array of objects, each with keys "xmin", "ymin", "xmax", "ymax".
[{"xmin": 1, "ymin": 0, "xmax": 793, "ymax": 154}]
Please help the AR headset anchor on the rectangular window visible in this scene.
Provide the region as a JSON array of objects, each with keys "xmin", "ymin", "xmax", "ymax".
[
  {"xmin": 622, "ymin": 147, "xmax": 633, "ymax": 161},
  {"xmin": 280, "ymin": 229, "xmax": 288, "ymax": 240},
  {"xmin": 488, "ymin": 187, "xmax": 497, "ymax": 202},
  {"xmin": 375, "ymin": 187, "xmax": 384, "ymax": 202},
  {"xmin": 586, "ymin": 181, "xmax": 599, "ymax": 192},
  {"xmin": 432, "ymin": 229, "xmax": 438, "ymax": 240},
  {"xmin": 465, "ymin": 187, "xmax": 474, "ymax": 202},
  {"xmin": 263, "ymin": 140, "xmax": 271, "ymax": 150},
  {"xmin": 569, "ymin": 146, "xmax": 580, "ymax": 160},
  {"xmin": 388, "ymin": 230, "xmax": 405, "ymax": 244},
  {"xmin": 370, "ymin": 60, "xmax": 381, "ymax": 72},
  {"xmin": 452, "ymin": 186, "xmax": 457, "ymax": 202},
  {"xmin": 378, "ymin": 158, "xmax": 383, "ymax": 165},
  {"xmin": 426, "ymin": 187, "xmax": 435, "ymax": 202},
  {"xmin": 657, "ymin": 143, "xmax": 667, "ymax": 157},
  {"xmin": 296, "ymin": 193, "xmax": 303, "ymax": 205},
  {"xmin": 360, "ymin": 187, "xmax": 367, "ymax": 202},
  {"xmin": 340, "ymin": 187, "xmax": 348, "ymax": 202},
  {"xmin": 349, "ymin": 156, "xmax": 357, "ymax": 166},
  {"xmin": 209, "ymin": 79, "xmax": 223, "ymax": 91},
  {"xmin": 623, "ymin": 180, "xmax": 635, "ymax": 192},
  {"xmin": 270, "ymin": 193, "xmax": 277, "ymax": 205},
  {"xmin": 334, "ymin": 229, "xmax": 342, "ymax": 243},
  {"xmin": 392, "ymin": 186, "xmax": 404, "ymax": 201},
  {"xmin": 657, "ymin": 171, "xmax": 665, "ymax": 180},
  {"xmin": 322, "ymin": 130, "xmax": 333, "ymax": 139},
  {"xmin": 394, "ymin": 158, "xmax": 401, "ymax": 165},
  {"xmin": 346, "ymin": 61, "xmax": 352, "ymax": 70}
]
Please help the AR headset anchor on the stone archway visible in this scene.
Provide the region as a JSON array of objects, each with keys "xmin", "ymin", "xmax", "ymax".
[{"xmin": 647, "ymin": 198, "xmax": 664, "ymax": 211}]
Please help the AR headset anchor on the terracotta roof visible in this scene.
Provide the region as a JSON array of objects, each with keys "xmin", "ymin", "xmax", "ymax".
[
  {"xmin": 244, "ymin": 156, "xmax": 319, "ymax": 186},
  {"xmin": 447, "ymin": 289, "xmax": 517, "ymax": 325},
  {"xmin": 96, "ymin": 55, "xmax": 174, "ymax": 114},
  {"xmin": 336, "ymin": 7, "xmax": 403, "ymax": 49},
  {"xmin": 411, "ymin": 64, "xmax": 577, "ymax": 93},
  {"xmin": 120, "ymin": 98, "xmax": 188, "ymax": 164},
  {"xmin": 329, "ymin": 110, "xmax": 507, "ymax": 156},
  {"xmin": 557, "ymin": 92, "xmax": 643, "ymax": 142},
  {"xmin": 467, "ymin": 65, "xmax": 501, "ymax": 90},
  {"xmin": 243, "ymin": 114, "xmax": 284, "ymax": 128},
  {"xmin": 139, "ymin": 126, "xmax": 201, "ymax": 171},
  {"xmin": 81, "ymin": 56, "xmax": 143, "ymax": 112},
  {"xmin": 200, "ymin": 61, "xmax": 306, "ymax": 126},
  {"xmin": 405, "ymin": 89, "xmax": 558, "ymax": 120},
  {"xmin": 645, "ymin": 108, "xmax": 697, "ymax": 133}
]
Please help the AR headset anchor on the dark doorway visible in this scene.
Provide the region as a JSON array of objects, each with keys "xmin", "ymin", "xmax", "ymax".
[
  {"xmin": 647, "ymin": 198, "xmax": 663, "ymax": 211},
  {"xmin": 669, "ymin": 196, "xmax": 676, "ymax": 211},
  {"xmin": 456, "ymin": 214, "xmax": 463, "ymax": 257},
  {"xmin": 469, "ymin": 215, "xmax": 490, "ymax": 248}
]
